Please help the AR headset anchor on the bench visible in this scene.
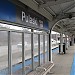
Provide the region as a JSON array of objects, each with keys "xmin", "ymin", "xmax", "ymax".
[{"xmin": 27, "ymin": 62, "xmax": 54, "ymax": 75}]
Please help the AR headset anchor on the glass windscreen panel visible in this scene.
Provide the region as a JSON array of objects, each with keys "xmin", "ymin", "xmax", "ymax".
[
  {"xmin": 24, "ymin": 33, "xmax": 32, "ymax": 74},
  {"xmin": 45, "ymin": 35, "xmax": 48, "ymax": 63},
  {"xmin": 33, "ymin": 34, "xmax": 39, "ymax": 69},
  {"xmin": 11, "ymin": 32, "xmax": 22, "ymax": 75},
  {"xmin": 0, "ymin": 31, "xmax": 8, "ymax": 75},
  {"xmin": 40, "ymin": 35, "xmax": 43, "ymax": 65}
]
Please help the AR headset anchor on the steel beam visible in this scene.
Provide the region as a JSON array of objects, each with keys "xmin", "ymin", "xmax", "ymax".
[
  {"xmin": 19, "ymin": 0, "xmax": 53, "ymax": 21},
  {"xmin": 40, "ymin": 0, "xmax": 74, "ymax": 7},
  {"xmin": 63, "ymin": 2, "xmax": 75, "ymax": 13},
  {"xmin": 43, "ymin": 8, "xmax": 53, "ymax": 17},
  {"xmin": 45, "ymin": 7, "xmax": 56, "ymax": 16}
]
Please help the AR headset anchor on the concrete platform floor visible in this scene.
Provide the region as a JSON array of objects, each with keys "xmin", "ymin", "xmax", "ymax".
[{"xmin": 47, "ymin": 45, "xmax": 75, "ymax": 75}]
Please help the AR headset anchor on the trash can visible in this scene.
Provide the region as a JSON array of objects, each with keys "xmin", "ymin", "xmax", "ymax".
[
  {"xmin": 74, "ymin": 38, "xmax": 75, "ymax": 43},
  {"xmin": 70, "ymin": 41, "xmax": 72, "ymax": 46},
  {"xmin": 59, "ymin": 43, "xmax": 66, "ymax": 54},
  {"xmin": 63, "ymin": 43, "xmax": 66, "ymax": 54}
]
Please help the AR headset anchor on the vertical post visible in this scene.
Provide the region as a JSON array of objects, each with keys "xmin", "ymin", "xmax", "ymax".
[
  {"xmin": 68, "ymin": 36, "xmax": 71, "ymax": 47},
  {"xmin": 74, "ymin": 36, "xmax": 75, "ymax": 44},
  {"xmin": 68, "ymin": 36, "xmax": 70, "ymax": 47},
  {"xmin": 47, "ymin": 34, "xmax": 49, "ymax": 62},
  {"xmin": 71, "ymin": 37, "xmax": 72, "ymax": 46},
  {"xmin": 22, "ymin": 32, "xmax": 25, "ymax": 75},
  {"xmin": 71, "ymin": 36, "xmax": 72, "ymax": 46},
  {"xmin": 43, "ymin": 35, "xmax": 45, "ymax": 63},
  {"xmin": 65, "ymin": 35, "xmax": 67, "ymax": 50},
  {"xmin": 69, "ymin": 36, "xmax": 70, "ymax": 47},
  {"xmin": 38, "ymin": 34, "xmax": 40, "ymax": 66},
  {"xmin": 31, "ymin": 29, "xmax": 34, "ymax": 70},
  {"xmin": 49, "ymin": 31, "xmax": 53, "ymax": 63},
  {"xmin": 73, "ymin": 36, "xmax": 74, "ymax": 45},
  {"xmin": 60, "ymin": 32, "xmax": 63, "ymax": 53},
  {"xmin": 56, "ymin": 32, "xmax": 57, "ymax": 44},
  {"xmin": 72, "ymin": 35, "xmax": 74, "ymax": 46},
  {"xmin": 8, "ymin": 31, "xmax": 12, "ymax": 75},
  {"xmin": 67, "ymin": 36, "xmax": 69, "ymax": 48}
]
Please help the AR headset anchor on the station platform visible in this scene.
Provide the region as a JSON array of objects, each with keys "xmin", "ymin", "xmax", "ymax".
[{"xmin": 47, "ymin": 45, "xmax": 75, "ymax": 75}]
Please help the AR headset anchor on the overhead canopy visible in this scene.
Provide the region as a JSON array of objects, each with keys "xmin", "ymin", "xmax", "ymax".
[{"xmin": 19, "ymin": 0, "xmax": 75, "ymax": 36}]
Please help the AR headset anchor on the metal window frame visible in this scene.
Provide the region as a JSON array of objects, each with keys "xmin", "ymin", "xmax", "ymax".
[
  {"xmin": 47, "ymin": 34, "xmax": 49, "ymax": 62},
  {"xmin": 38, "ymin": 34, "xmax": 40, "ymax": 66},
  {"xmin": 44, "ymin": 35, "xmax": 49, "ymax": 63},
  {"xmin": 8, "ymin": 31, "xmax": 12, "ymax": 75},
  {"xmin": 40, "ymin": 34, "xmax": 43, "ymax": 64},
  {"xmin": 49, "ymin": 32, "xmax": 52, "ymax": 62},
  {"xmin": 0, "ymin": 21, "xmax": 49, "ymax": 75},
  {"xmin": 43, "ymin": 35, "xmax": 45, "ymax": 63},
  {"xmin": 33, "ymin": 34, "xmax": 39, "ymax": 68},
  {"xmin": 8, "ymin": 31, "xmax": 23, "ymax": 75},
  {"xmin": 22, "ymin": 32, "xmax": 25, "ymax": 75},
  {"xmin": 1, "ymin": 27, "xmax": 49, "ymax": 75},
  {"xmin": 31, "ymin": 29, "xmax": 34, "ymax": 70}
]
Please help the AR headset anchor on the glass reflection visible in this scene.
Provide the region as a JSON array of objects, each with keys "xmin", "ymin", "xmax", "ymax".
[
  {"xmin": 24, "ymin": 33, "xmax": 32, "ymax": 74},
  {"xmin": 33, "ymin": 34, "xmax": 39, "ymax": 69},
  {"xmin": 0, "ymin": 31, "xmax": 8, "ymax": 75},
  {"xmin": 11, "ymin": 32, "xmax": 22, "ymax": 75}
]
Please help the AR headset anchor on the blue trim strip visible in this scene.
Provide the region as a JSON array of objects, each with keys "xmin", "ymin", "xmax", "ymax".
[
  {"xmin": 70, "ymin": 53, "xmax": 75, "ymax": 75},
  {"xmin": 0, "ymin": 47, "xmax": 59, "ymax": 75}
]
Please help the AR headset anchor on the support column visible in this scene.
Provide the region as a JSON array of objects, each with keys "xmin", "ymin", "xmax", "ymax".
[
  {"xmin": 49, "ymin": 31, "xmax": 53, "ymax": 63},
  {"xmin": 71, "ymin": 35, "xmax": 74, "ymax": 46},
  {"xmin": 65, "ymin": 35, "xmax": 68, "ymax": 50},
  {"xmin": 38, "ymin": 34, "xmax": 40, "ymax": 66},
  {"xmin": 56, "ymin": 32, "xmax": 57, "ymax": 44},
  {"xmin": 8, "ymin": 31, "xmax": 12, "ymax": 75},
  {"xmin": 22, "ymin": 33, "xmax": 25, "ymax": 75},
  {"xmin": 60, "ymin": 33, "xmax": 63, "ymax": 53},
  {"xmin": 31, "ymin": 29, "xmax": 34, "ymax": 70},
  {"xmin": 47, "ymin": 35, "xmax": 49, "ymax": 62},
  {"xmin": 43, "ymin": 35, "xmax": 45, "ymax": 63},
  {"xmin": 68, "ymin": 36, "xmax": 70, "ymax": 47},
  {"xmin": 67, "ymin": 36, "xmax": 69, "ymax": 47}
]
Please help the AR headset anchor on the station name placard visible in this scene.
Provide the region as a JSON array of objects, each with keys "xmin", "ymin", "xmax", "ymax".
[
  {"xmin": 0, "ymin": 0, "xmax": 49, "ymax": 30},
  {"xmin": 22, "ymin": 11, "xmax": 43, "ymax": 28}
]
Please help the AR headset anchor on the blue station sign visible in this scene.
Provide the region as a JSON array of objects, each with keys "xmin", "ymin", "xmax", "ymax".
[{"xmin": 0, "ymin": 0, "xmax": 49, "ymax": 30}]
